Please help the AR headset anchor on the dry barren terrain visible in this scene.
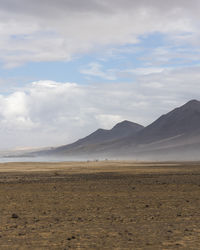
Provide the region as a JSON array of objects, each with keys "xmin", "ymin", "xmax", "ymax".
[{"xmin": 0, "ymin": 161, "xmax": 200, "ymax": 249}]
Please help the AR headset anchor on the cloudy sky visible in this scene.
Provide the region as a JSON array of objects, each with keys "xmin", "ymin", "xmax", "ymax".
[{"xmin": 0, "ymin": 0, "xmax": 200, "ymax": 149}]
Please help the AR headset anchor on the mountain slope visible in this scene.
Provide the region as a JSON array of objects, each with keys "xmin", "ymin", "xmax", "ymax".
[
  {"xmin": 87, "ymin": 99, "xmax": 200, "ymax": 158},
  {"xmin": 136, "ymin": 99, "xmax": 200, "ymax": 144},
  {"xmin": 42, "ymin": 120, "xmax": 144, "ymax": 156},
  {"xmin": 119, "ymin": 99, "xmax": 200, "ymax": 159},
  {"xmin": 34, "ymin": 99, "xmax": 200, "ymax": 160}
]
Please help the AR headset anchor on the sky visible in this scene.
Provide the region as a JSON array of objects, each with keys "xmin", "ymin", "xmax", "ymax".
[{"xmin": 1, "ymin": 0, "xmax": 200, "ymax": 149}]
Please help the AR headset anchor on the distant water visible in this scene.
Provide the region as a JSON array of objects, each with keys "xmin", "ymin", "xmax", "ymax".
[
  {"xmin": 0, "ymin": 156, "xmax": 96, "ymax": 163},
  {"xmin": 0, "ymin": 156, "xmax": 76, "ymax": 163}
]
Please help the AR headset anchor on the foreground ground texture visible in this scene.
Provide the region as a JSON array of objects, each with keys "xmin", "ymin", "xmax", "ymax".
[{"xmin": 0, "ymin": 161, "xmax": 200, "ymax": 249}]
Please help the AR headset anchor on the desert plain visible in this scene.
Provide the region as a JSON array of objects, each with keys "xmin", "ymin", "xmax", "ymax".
[{"xmin": 0, "ymin": 161, "xmax": 200, "ymax": 249}]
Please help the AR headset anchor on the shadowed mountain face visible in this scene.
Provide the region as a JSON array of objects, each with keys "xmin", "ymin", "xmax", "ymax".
[
  {"xmin": 49, "ymin": 120, "xmax": 144, "ymax": 155},
  {"xmin": 77, "ymin": 120, "xmax": 144, "ymax": 145},
  {"xmin": 32, "ymin": 99, "xmax": 200, "ymax": 160},
  {"xmin": 135, "ymin": 99, "xmax": 200, "ymax": 144}
]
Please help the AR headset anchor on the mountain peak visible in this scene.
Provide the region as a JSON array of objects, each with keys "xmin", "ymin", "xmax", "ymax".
[
  {"xmin": 112, "ymin": 120, "xmax": 133, "ymax": 128},
  {"xmin": 183, "ymin": 99, "xmax": 200, "ymax": 109},
  {"xmin": 111, "ymin": 120, "xmax": 144, "ymax": 131},
  {"xmin": 136, "ymin": 99, "xmax": 200, "ymax": 144},
  {"xmin": 37, "ymin": 100, "xmax": 200, "ymax": 159},
  {"xmin": 175, "ymin": 99, "xmax": 200, "ymax": 114}
]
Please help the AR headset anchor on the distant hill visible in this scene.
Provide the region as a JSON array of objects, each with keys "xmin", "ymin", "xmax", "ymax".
[
  {"xmin": 44, "ymin": 120, "xmax": 144, "ymax": 156},
  {"xmin": 121, "ymin": 99, "xmax": 200, "ymax": 159},
  {"xmin": 28, "ymin": 99, "xmax": 200, "ymax": 160},
  {"xmin": 136, "ymin": 99, "xmax": 200, "ymax": 143}
]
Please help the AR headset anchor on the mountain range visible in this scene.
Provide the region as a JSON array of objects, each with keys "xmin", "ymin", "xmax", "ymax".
[{"xmin": 32, "ymin": 99, "xmax": 200, "ymax": 161}]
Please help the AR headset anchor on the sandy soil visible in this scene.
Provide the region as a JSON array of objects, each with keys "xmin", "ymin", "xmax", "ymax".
[{"xmin": 0, "ymin": 161, "xmax": 200, "ymax": 249}]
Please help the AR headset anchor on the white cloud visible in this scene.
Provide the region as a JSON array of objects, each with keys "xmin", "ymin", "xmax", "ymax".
[
  {"xmin": 0, "ymin": 0, "xmax": 199, "ymax": 67},
  {"xmin": 121, "ymin": 67, "xmax": 165, "ymax": 76},
  {"xmin": 0, "ymin": 64, "xmax": 200, "ymax": 149},
  {"xmin": 139, "ymin": 45, "xmax": 200, "ymax": 67},
  {"xmin": 0, "ymin": 1, "xmax": 200, "ymax": 150},
  {"xmin": 80, "ymin": 62, "xmax": 116, "ymax": 80}
]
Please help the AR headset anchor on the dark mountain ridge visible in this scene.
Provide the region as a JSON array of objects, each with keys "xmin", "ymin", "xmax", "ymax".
[
  {"xmin": 41, "ymin": 120, "xmax": 144, "ymax": 156},
  {"xmin": 120, "ymin": 99, "xmax": 200, "ymax": 147},
  {"xmin": 138, "ymin": 99, "xmax": 200, "ymax": 142},
  {"xmin": 30, "ymin": 99, "xmax": 200, "ymax": 160}
]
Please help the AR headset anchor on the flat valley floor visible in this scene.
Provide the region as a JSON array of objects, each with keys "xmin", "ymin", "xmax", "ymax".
[{"xmin": 0, "ymin": 161, "xmax": 200, "ymax": 249}]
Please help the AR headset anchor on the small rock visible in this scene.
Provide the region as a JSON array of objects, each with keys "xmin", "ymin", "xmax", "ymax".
[
  {"xmin": 11, "ymin": 213, "xmax": 18, "ymax": 219},
  {"xmin": 18, "ymin": 232, "xmax": 25, "ymax": 236}
]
